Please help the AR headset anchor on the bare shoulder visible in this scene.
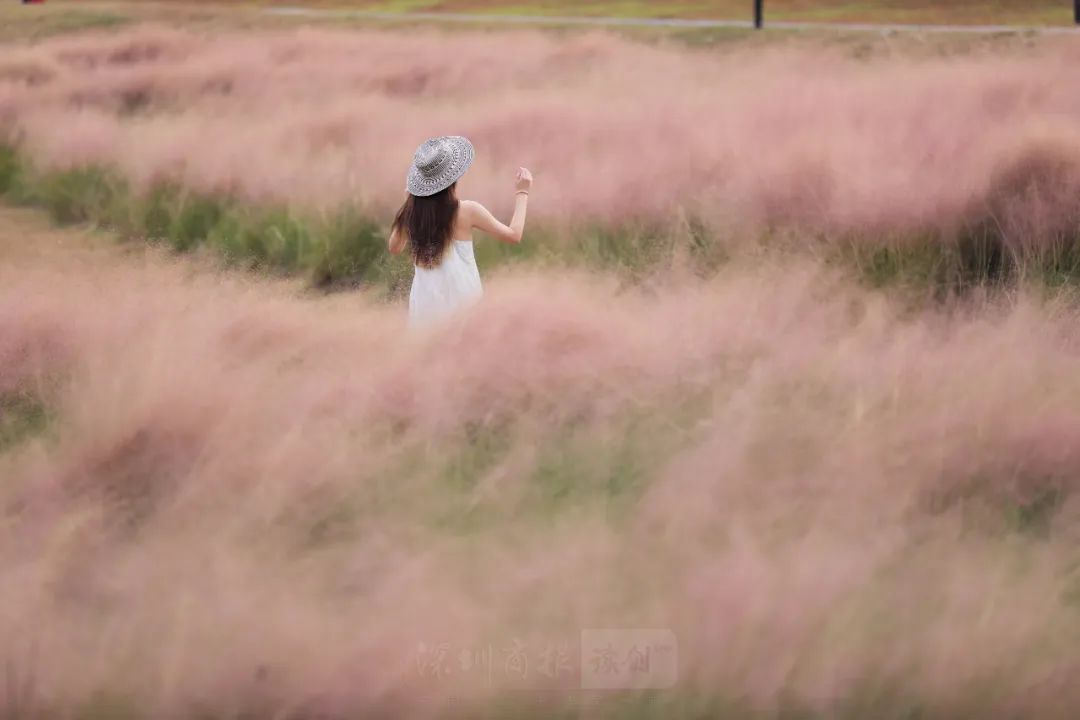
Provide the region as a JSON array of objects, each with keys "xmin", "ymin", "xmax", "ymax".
[
  {"xmin": 459, "ymin": 199, "xmax": 484, "ymax": 217},
  {"xmin": 459, "ymin": 199, "xmax": 491, "ymax": 227}
]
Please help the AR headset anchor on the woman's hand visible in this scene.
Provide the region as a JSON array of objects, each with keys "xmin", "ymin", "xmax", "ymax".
[{"xmin": 515, "ymin": 167, "xmax": 533, "ymax": 193}]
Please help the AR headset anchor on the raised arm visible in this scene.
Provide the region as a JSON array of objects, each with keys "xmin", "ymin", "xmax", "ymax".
[{"xmin": 464, "ymin": 167, "xmax": 533, "ymax": 245}]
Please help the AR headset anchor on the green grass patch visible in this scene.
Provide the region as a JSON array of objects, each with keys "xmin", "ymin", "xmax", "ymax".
[
  {"xmin": 921, "ymin": 467, "xmax": 1069, "ymax": 540},
  {"xmin": 838, "ymin": 219, "xmax": 1080, "ymax": 297},
  {"xmin": 0, "ymin": 391, "xmax": 49, "ymax": 453},
  {"xmin": 0, "ymin": 145, "xmax": 19, "ymax": 195},
  {"xmin": 32, "ymin": 166, "xmax": 130, "ymax": 227},
  {"xmin": 139, "ymin": 184, "xmax": 226, "ymax": 251},
  {"xmin": 0, "ymin": 8, "xmax": 129, "ymax": 43},
  {"xmin": 406, "ymin": 390, "xmax": 708, "ymax": 536},
  {"xmin": 0, "ymin": 146, "xmax": 396, "ymax": 289}
]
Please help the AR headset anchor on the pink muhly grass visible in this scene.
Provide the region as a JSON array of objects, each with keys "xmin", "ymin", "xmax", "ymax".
[
  {"xmin": 3, "ymin": 27, "xmax": 1080, "ymax": 251},
  {"xmin": 2, "ymin": 252, "xmax": 1080, "ymax": 716}
]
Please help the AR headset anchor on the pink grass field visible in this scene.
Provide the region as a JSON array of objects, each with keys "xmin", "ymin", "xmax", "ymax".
[
  {"xmin": 5, "ymin": 20, "xmax": 1080, "ymax": 719},
  {"xmin": 4, "ymin": 247, "xmax": 1080, "ymax": 716},
  {"xmin": 3, "ymin": 26, "xmax": 1080, "ymax": 247}
]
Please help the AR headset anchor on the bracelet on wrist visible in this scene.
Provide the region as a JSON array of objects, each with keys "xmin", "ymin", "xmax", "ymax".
[{"xmin": 516, "ymin": 190, "xmax": 529, "ymax": 196}]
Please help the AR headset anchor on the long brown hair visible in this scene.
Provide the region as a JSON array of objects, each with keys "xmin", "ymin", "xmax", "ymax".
[{"xmin": 391, "ymin": 183, "xmax": 459, "ymax": 268}]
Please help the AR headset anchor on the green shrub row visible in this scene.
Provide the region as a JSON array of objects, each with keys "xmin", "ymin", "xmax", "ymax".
[
  {"xmin": 0, "ymin": 145, "xmax": 400, "ymax": 291},
  {"xmin": 5, "ymin": 144, "xmax": 1080, "ymax": 294},
  {"xmin": 0, "ymin": 145, "xmax": 726, "ymax": 293}
]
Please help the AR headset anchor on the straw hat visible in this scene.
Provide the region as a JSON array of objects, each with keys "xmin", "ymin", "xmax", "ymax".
[{"xmin": 406, "ymin": 136, "xmax": 475, "ymax": 197}]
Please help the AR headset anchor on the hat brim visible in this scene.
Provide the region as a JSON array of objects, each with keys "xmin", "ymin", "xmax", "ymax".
[{"xmin": 406, "ymin": 136, "xmax": 474, "ymax": 197}]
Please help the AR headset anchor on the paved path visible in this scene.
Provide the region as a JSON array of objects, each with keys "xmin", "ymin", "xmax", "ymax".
[{"xmin": 264, "ymin": 6, "xmax": 1080, "ymax": 35}]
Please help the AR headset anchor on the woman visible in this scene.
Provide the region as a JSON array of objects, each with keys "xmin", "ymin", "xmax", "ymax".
[{"xmin": 389, "ymin": 135, "xmax": 532, "ymax": 327}]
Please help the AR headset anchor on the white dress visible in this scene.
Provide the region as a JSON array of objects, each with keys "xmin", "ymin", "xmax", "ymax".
[{"xmin": 408, "ymin": 240, "xmax": 484, "ymax": 328}]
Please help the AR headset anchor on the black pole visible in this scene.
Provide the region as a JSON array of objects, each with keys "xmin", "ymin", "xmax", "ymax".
[
  {"xmin": 754, "ymin": 0, "xmax": 763, "ymax": 29},
  {"xmin": 1075, "ymin": 0, "xmax": 1079, "ymax": 25}
]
